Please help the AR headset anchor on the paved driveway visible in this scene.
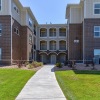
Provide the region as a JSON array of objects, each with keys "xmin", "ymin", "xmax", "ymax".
[{"xmin": 16, "ymin": 65, "xmax": 66, "ymax": 100}]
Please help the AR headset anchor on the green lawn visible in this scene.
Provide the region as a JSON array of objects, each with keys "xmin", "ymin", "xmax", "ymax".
[
  {"xmin": 0, "ymin": 68, "xmax": 35, "ymax": 100},
  {"xmin": 55, "ymin": 70, "xmax": 100, "ymax": 100}
]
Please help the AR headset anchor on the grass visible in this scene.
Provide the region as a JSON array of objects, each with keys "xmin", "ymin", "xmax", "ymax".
[
  {"xmin": 0, "ymin": 68, "xmax": 35, "ymax": 100},
  {"xmin": 55, "ymin": 70, "xmax": 100, "ymax": 100}
]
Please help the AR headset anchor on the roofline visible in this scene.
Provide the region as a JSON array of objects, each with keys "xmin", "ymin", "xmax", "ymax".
[{"xmin": 24, "ymin": 7, "xmax": 38, "ymax": 25}]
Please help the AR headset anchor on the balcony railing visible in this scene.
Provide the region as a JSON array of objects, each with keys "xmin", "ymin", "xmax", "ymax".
[
  {"xmin": 40, "ymin": 45, "xmax": 47, "ymax": 50},
  {"xmin": 40, "ymin": 33, "xmax": 47, "ymax": 37},
  {"xmin": 49, "ymin": 33, "xmax": 56, "ymax": 37},
  {"xmin": 50, "ymin": 46, "xmax": 56, "ymax": 50},
  {"xmin": 59, "ymin": 32, "xmax": 66, "ymax": 37},
  {"xmin": 59, "ymin": 45, "xmax": 66, "ymax": 50}
]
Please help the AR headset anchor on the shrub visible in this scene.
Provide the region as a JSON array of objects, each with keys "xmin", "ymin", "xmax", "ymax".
[
  {"xmin": 32, "ymin": 61, "xmax": 43, "ymax": 68},
  {"xmin": 55, "ymin": 63, "xmax": 62, "ymax": 68},
  {"xmin": 27, "ymin": 64, "xmax": 34, "ymax": 69}
]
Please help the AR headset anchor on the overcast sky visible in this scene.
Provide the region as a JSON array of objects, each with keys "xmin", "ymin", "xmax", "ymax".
[{"xmin": 20, "ymin": 0, "xmax": 80, "ymax": 24}]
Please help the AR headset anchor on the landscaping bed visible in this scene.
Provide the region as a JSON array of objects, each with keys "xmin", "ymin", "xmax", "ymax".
[{"xmin": 55, "ymin": 70, "xmax": 100, "ymax": 100}]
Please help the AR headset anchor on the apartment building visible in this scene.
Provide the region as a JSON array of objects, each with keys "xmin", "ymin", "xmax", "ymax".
[
  {"xmin": 37, "ymin": 24, "xmax": 67, "ymax": 64},
  {"xmin": 66, "ymin": 0, "xmax": 100, "ymax": 64},
  {"xmin": 0, "ymin": 0, "xmax": 38, "ymax": 64}
]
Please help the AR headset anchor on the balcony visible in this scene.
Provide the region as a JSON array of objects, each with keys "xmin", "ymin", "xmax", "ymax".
[
  {"xmin": 40, "ymin": 28, "xmax": 47, "ymax": 37},
  {"xmin": 59, "ymin": 28, "xmax": 66, "ymax": 37},
  {"xmin": 49, "ymin": 28, "xmax": 56, "ymax": 37},
  {"xmin": 50, "ymin": 41, "xmax": 56, "ymax": 50},
  {"xmin": 59, "ymin": 40, "xmax": 66, "ymax": 50},
  {"xmin": 40, "ymin": 41, "xmax": 47, "ymax": 50},
  {"xmin": 59, "ymin": 45, "xmax": 66, "ymax": 50},
  {"xmin": 40, "ymin": 45, "xmax": 47, "ymax": 50}
]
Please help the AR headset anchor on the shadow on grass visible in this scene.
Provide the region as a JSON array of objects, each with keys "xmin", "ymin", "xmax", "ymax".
[{"xmin": 73, "ymin": 70, "xmax": 100, "ymax": 75}]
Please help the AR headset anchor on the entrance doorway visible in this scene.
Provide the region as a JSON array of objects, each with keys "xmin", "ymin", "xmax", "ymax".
[{"xmin": 50, "ymin": 55, "xmax": 56, "ymax": 64}]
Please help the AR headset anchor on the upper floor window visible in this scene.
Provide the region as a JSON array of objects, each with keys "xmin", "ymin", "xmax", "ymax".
[
  {"xmin": 40, "ymin": 28, "xmax": 47, "ymax": 37},
  {"xmin": 94, "ymin": 26, "xmax": 100, "ymax": 37},
  {"xmin": 0, "ymin": 48, "xmax": 2, "ymax": 60},
  {"xmin": 59, "ymin": 28, "xmax": 66, "ymax": 37},
  {"xmin": 49, "ymin": 28, "xmax": 56, "ymax": 37},
  {"xmin": 29, "ymin": 18, "xmax": 32, "ymax": 27},
  {"xmin": 0, "ymin": 24, "xmax": 2, "ymax": 36},
  {"xmin": 29, "ymin": 34, "xmax": 32, "ymax": 43},
  {"xmin": 0, "ymin": 0, "xmax": 1, "ymax": 11},
  {"xmin": 14, "ymin": 27, "xmax": 19, "ymax": 35},
  {"xmin": 94, "ymin": 4, "xmax": 100, "ymax": 14},
  {"xmin": 13, "ymin": 3, "xmax": 19, "ymax": 14}
]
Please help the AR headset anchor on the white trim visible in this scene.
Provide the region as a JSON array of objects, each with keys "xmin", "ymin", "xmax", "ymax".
[
  {"xmin": 93, "ymin": 2, "xmax": 100, "ymax": 15},
  {"xmin": 94, "ymin": 26, "xmax": 100, "ymax": 37},
  {"xmin": 0, "ymin": 0, "xmax": 2, "ymax": 11},
  {"xmin": 84, "ymin": 0, "xmax": 86, "ymax": 18},
  {"xmin": 70, "ymin": 7, "xmax": 72, "ymax": 23},
  {"xmin": 0, "ymin": 48, "xmax": 2, "ymax": 61}
]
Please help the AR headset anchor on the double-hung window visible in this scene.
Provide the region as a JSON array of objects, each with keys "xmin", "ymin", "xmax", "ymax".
[
  {"xmin": 94, "ymin": 26, "xmax": 100, "ymax": 37},
  {"xmin": 29, "ymin": 18, "xmax": 32, "ymax": 27},
  {"xmin": 0, "ymin": 48, "xmax": 2, "ymax": 60},
  {"xmin": 0, "ymin": 24, "xmax": 2, "ymax": 36},
  {"xmin": 94, "ymin": 3, "xmax": 100, "ymax": 14},
  {"xmin": 0, "ymin": 0, "xmax": 1, "ymax": 11}
]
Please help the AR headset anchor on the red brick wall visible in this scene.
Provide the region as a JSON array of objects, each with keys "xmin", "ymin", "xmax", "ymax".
[{"xmin": 0, "ymin": 16, "xmax": 11, "ymax": 64}]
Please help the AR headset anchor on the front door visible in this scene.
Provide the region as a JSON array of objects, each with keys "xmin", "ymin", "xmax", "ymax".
[{"xmin": 51, "ymin": 55, "xmax": 56, "ymax": 64}]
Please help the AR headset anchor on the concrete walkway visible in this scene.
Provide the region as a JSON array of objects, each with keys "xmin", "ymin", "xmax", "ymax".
[{"xmin": 16, "ymin": 65, "xmax": 66, "ymax": 100}]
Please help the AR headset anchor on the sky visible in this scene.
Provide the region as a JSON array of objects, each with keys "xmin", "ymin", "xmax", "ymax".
[{"xmin": 20, "ymin": 0, "xmax": 80, "ymax": 24}]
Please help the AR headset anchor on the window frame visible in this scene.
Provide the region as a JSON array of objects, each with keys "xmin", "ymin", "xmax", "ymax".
[
  {"xmin": 0, "ymin": 48, "xmax": 2, "ymax": 61},
  {"xmin": 94, "ymin": 3, "xmax": 100, "ymax": 15},
  {"xmin": 29, "ymin": 18, "xmax": 32, "ymax": 27},
  {"xmin": 14, "ymin": 27, "xmax": 19, "ymax": 35},
  {"xmin": 29, "ymin": 34, "xmax": 32, "ymax": 44},
  {"xmin": 94, "ymin": 26, "xmax": 100, "ymax": 38},
  {"xmin": 13, "ymin": 3, "xmax": 19, "ymax": 14},
  {"xmin": 0, "ymin": 24, "xmax": 2, "ymax": 36},
  {"xmin": 0, "ymin": 0, "xmax": 2, "ymax": 11}
]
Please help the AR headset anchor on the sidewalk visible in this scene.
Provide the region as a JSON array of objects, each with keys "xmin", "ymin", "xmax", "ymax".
[{"xmin": 16, "ymin": 65, "xmax": 66, "ymax": 100}]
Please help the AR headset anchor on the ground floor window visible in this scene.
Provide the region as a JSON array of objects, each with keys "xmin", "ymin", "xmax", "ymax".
[
  {"xmin": 0, "ymin": 48, "xmax": 2, "ymax": 60},
  {"xmin": 94, "ymin": 49, "xmax": 100, "ymax": 64},
  {"xmin": 94, "ymin": 26, "xmax": 100, "ymax": 37}
]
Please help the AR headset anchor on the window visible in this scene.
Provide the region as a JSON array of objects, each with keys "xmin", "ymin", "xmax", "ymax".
[
  {"xmin": 29, "ymin": 18, "xmax": 32, "ymax": 27},
  {"xmin": 0, "ymin": 0, "xmax": 1, "ymax": 11},
  {"xmin": 29, "ymin": 34, "xmax": 32, "ymax": 43},
  {"xmin": 59, "ymin": 28, "xmax": 66, "ymax": 37},
  {"xmin": 40, "ymin": 28, "xmax": 47, "ymax": 37},
  {"xmin": 14, "ymin": 27, "xmax": 19, "ymax": 35},
  {"xmin": 49, "ymin": 28, "xmax": 56, "ymax": 37},
  {"xmin": 13, "ymin": 3, "xmax": 19, "ymax": 14},
  {"xmin": 94, "ymin": 26, "xmax": 100, "ymax": 37},
  {"xmin": 0, "ymin": 24, "xmax": 2, "ymax": 36},
  {"xmin": 0, "ymin": 48, "xmax": 2, "ymax": 60},
  {"xmin": 94, "ymin": 3, "xmax": 100, "ymax": 14}
]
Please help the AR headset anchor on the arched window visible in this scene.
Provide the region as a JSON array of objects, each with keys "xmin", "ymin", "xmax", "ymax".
[
  {"xmin": 40, "ymin": 28, "xmax": 47, "ymax": 37},
  {"xmin": 49, "ymin": 28, "xmax": 56, "ymax": 37}
]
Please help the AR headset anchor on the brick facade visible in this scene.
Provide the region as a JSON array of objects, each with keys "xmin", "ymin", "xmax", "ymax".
[
  {"xmin": 0, "ymin": 16, "xmax": 11, "ymax": 64},
  {"xmin": 84, "ymin": 19, "xmax": 100, "ymax": 61},
  {"xmin": 68, "ymin": 24, "xmax": 83, "ymax": 61}
]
